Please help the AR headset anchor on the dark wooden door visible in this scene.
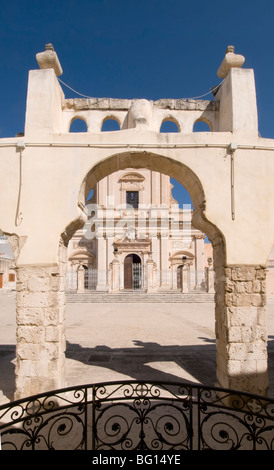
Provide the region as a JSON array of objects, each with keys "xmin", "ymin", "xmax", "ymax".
[
  {"xmin": 124, "ymin": 254, "xmax": 141, "ymax": 289},
  {"xmin": 124, "ymin": 255, "xmax": 133, "ymax": 289}
]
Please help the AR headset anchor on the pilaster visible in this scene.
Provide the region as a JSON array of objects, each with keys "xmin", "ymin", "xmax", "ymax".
[
  {"xmin": 15, "ymin": 264, "xmax": 66, "ymax": 399},
  {"xmin": 215, "ymin": 265, "xmax": 268, "ymax": 396}
]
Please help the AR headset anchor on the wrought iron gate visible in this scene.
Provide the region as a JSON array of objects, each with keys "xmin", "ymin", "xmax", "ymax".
[
  {"xmin": 1, "ymin": 380, "xmax": 274, "ymax": 450},
  {"xmin": 132, "ymin": 263, "xmax": 142, "ymax": 289}
]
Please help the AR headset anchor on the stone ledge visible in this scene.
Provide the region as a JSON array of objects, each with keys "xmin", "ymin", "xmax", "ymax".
[{"xmin": 62, "ymin": 97, "xmax": 218, "ymax": 112}]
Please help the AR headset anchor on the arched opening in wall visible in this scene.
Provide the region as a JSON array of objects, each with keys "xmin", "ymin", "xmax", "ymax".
[
  {"xmin": 160, "ymin": 119, "xmax": 180, "ymax": 133},
  {"xmin": 193, "ymin": 119, "xmax": 212, "ymax": 132},
  {"xmin": 101, "ymin": 118, "xmax": 120, "ymax": 132},
  {"xmin": 63, "ymin": 152, "xmax": 223, "ymax": 389},
  {"xmin": 170, "ymin": 178, "xmax": 213, "ymax": 290},
  {"xmin": 69, "ymin": 117, "xmax": 88, "ymax": 133},
  {"xmin": 67, "ymin": 172, "xmax": 214, "ymax": 295},
  {"xmin": 171, "ymin": 177, "xmax": 212, "ymax": 245},
  {"xmin": 0, "ymin": 232, "xmax": 17, "ymax": 401},
  {"xmin": 266, "ymin": 244, "xmax": 274, "ymax": 395},
  {"xmin": 86, "ymin": 188, "xmax": 94, "ymax": 203},
  {"xmin": 0, "ymin": 234, "xmax": 16, "ymax": 291}
]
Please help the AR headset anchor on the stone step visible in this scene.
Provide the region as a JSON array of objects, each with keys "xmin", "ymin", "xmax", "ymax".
[{"xmin": 66, "ymin": 291, "xmax": 215, "ymax": 303}]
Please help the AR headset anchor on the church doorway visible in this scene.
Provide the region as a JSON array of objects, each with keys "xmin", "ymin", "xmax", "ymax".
[{"xmin": 124, "ymin": 254, "xmax": 142, "ymax": 290}]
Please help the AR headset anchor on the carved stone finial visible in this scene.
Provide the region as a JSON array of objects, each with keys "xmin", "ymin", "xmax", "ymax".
[
  {"xmin": 45, "ymin": 43, "xmax": 54, "ymax": 51},
  {"xmin": 36, "ymin": 43, "xmax": 63, "ymax": 76},
  {"xmin": 217, "ymin": 45, "xmax": 245, "ymax": 79},
  {"xmin": 226, "ymin": 45, "xmax": 234, "ymax": 53}
]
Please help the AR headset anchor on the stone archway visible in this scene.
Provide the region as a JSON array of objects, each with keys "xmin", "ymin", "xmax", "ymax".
[
  {"xmin": 64, "ymin": 151, "xmax": 227, "ymax": 378},
  {"xmin": 62, "ymin": 150, "xmax": 266, "ymax": 397},
  {"xmin": 1, "ymin": 45, "xmax": 273, "ymax": 401},
  {"xmin": 9, "ymin": 148, "xmax": 269, "ymax": 399}
]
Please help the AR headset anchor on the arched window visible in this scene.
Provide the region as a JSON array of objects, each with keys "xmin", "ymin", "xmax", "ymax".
[
  {"xmin": 101, "ymin": 118, "xmax": 120, "ymax": 132},
  {"xmin": 69, "ymin": 118, "xmax": 88, "ymax": 133},
  {"xmin": 160, "ymin": 119, "xmax": 180, "ymax": 133},
  {"xmin": 193, "ymin": 119, "xmax": 211, "ymax": 132}
]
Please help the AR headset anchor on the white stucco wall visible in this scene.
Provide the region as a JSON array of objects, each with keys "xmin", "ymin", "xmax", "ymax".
[{"xmin": 1, "ymin": 50, "xmax": 274, "ymax": 268}]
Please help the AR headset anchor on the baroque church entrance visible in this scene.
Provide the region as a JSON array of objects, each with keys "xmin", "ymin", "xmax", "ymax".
[{"xmin": 124, "ymin": 254, "xmax": 142, "ymax": 290}]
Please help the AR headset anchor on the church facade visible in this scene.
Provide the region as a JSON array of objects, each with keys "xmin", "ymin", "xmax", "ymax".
[{"xmin": 66, "ymin": 168, "xmax": 214, "ymax": 293}]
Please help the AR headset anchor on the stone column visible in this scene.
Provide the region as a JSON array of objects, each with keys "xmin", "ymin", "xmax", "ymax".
[
  {"xmin": 171, "ymin": 265, "xmax": 177, "ymax": 290},
  {"xmin": 151, "ymin": 235, "xmax": 159, "ymax": 288},
  {"xmin": 111, "ymin": 256, "xmax": 120, "ymax": 292},
  {"xmin": 15, "ymin": 262, "xmax": 66, "ymax": 399},
  {"xmin": 206, "ymin": 258, "xmax": 215, "ymax": 293},
  {"xmin": 96, "ymin": 236, "xmax": 108, "ymax": 290},
  {"xmin": 215, "ymin": 265, "xmax": 268, "ymax": 396},
  {"xmin": 151, "ymin": 172, "xmax": 160, "ymax": 206},
  {"xmin": 182, "ymin": 266, "xmax": 189, "ymax": 293},
  {"xmin": 160, "ymin": 230, "xmax": 169, "ymax": 289},
  {"xmin": 195, "ymin": 235, "xmax": 205, "ymax": 289},
  {"xmin": 77, "ymin": 265, "xmax": 85, "ymax": 293},
  {"xmin": 146, "ymin": 255, "xmax": 156, "ymax": 292},
  {"xmin": 206, "ymin": 267, "xmax": 215, "ymax": 293}
]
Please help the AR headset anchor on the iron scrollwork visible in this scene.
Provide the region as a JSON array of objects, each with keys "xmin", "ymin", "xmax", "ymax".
[{"xmin": 0, "ymin": 381, "xmax": 274, "ymax": 450}]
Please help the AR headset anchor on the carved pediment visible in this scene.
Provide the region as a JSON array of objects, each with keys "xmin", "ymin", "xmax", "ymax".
[{"xmin": 119, "ymin": 172, "xmax": 145, "ymax": 183}]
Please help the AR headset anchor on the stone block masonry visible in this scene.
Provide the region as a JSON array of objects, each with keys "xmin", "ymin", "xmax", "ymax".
[
  {"xmin": 215, "ymin": 265, "xmax": 268, "ymax": 396},
  {"xmin": 15, "ymin": 264, "xmax": 66, "ymax": 399}
]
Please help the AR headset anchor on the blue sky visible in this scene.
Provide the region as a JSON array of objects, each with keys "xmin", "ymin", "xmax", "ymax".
[{"xmin": 1, "ymin": 0, "xmax": 274, "ymax": 208}]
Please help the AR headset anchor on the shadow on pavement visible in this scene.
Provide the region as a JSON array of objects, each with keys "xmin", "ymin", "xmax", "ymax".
[
  {"xmin": 2, "ymin": 336, "xmax": 274, "ymax": 401},
  {"xmin": 65, "ymin": 337, "xmax": 217, "ymax": 386}
]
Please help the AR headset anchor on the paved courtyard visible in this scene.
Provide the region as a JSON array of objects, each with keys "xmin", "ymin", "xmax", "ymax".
[{"xmin": 1, "ymin": 292, "xmax": 274, "ymax": 402}]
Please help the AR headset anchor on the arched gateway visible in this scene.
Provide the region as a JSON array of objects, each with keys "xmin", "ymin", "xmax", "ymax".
[{"xmin": 0, "ymin": 44, "xmax": 273, "ymax": 400}]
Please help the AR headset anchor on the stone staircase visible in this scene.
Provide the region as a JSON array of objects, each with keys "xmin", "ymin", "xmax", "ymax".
[{"xmin": 66, "ymin": 291, "xmax": 215, "ymax": 303}]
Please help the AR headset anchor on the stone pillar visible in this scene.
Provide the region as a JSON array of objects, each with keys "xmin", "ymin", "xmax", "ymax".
[
  {"xmin": 15, "ymin": 263, "xmax": 66, "ymax": 399},
  {"xmin": 146, "ymin": 255, "xmax": 156, "ymax": 292},
  {"xmin": 96, "ymin": 236, "xmax": 108, "ymax": 290},
  {"xmin": 206, "ymin": 267, "xmax": 215, "ymax": 293},
  {"xmin": 160, "ymin": 227, "xmax": 169, "ymax": 289},
  {"xmin": 151, "ymin": 235, "xmax": 159, "ymax": 288},
  {"xmin": 111, "ymin": 257, "xmax": 120, "ymax": 292},
  {"xmin": 171, "ymin": 265, "xmax": 177, "ymax": 290},
  {"xmin": 151, "ymin": 172, "xmax": 160, "ymax": 206},
  {"xmin": 215, "ymin": 265, "xmax": 268, "ymax": 396},
  {"xmin": 195, "ymin": 235, "xmax": 205, "ymax": 289},
  {"xmin": 77, "ymin": 265, "xmax": 85, "ymax": 293},
  {"xmin": 182, "ymin": 266, "xmax": 189, "ymax": 293}
]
